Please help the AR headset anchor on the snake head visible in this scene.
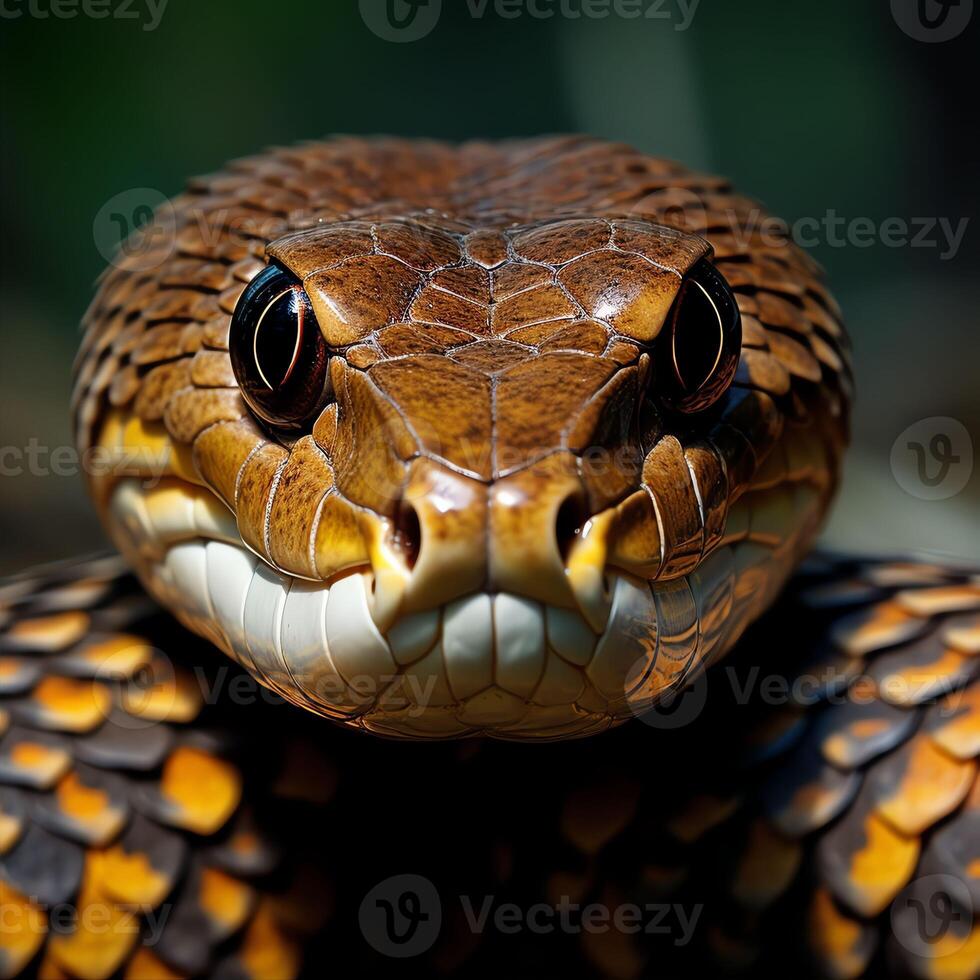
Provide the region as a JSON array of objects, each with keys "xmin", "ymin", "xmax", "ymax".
[{"xmin": 76, "ymin": 141, "xmax": 850, "ymax": 739}]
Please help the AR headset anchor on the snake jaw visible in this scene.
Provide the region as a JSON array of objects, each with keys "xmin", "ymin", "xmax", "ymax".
[{"xmin": 102, "ymin": 456, "xmax": 829, "ymax": 739}]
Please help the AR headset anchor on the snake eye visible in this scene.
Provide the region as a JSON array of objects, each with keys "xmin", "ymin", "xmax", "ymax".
[
  {"xmin": 230, "ymin": 263, "xmax": 332, "ymax": 431},
  {"xmin": 658, "ymin": 259, "xmax": 741, "ymax": 413}
]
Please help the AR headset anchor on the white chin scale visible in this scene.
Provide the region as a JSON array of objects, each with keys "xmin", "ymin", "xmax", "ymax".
[{"xmin": 107, "ymin": 478, "xmax": 800, "ymax": 740}]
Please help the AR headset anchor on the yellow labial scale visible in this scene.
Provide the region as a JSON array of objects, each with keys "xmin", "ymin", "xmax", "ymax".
[
  {"xmin": 565, "ymin": 509, "xmax": 616, "ymax": 633},
  {"xmin": 91, "ymin": 410, "xmax": 203, "ymax": 508}
]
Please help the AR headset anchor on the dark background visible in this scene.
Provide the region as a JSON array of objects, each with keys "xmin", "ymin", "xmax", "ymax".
[{"xmin": 1, "ymin": 0, "xmax": 977, "ymax": 573}]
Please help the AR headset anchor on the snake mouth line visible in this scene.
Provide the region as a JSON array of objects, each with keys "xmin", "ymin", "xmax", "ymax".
[
  {"xmin": 153, "ymin": 536, "xmax": 656, "ymax": 740},
  {"xmin": 108, "ymin": 476, "xmax": 800, "ymax": 739},
  {"xmin": 139, "ymin": 533, "xmax": 774, "ymax": 739}
]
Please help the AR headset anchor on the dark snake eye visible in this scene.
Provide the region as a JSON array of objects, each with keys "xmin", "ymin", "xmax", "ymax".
[
  {"xmin": 230, "ymin": 263, "xmax": 332, "ymax": 431},
  {"xmin": 658, "ymin": 259, "xmax": 741, "ymax": 413}
]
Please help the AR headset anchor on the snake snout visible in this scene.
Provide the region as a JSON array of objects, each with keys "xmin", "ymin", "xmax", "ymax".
[{"xmin": 363, "ymin": 454, "xmax": 616, "ymax": 637}]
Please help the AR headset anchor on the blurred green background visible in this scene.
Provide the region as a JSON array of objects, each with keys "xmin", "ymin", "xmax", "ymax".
[{"xmin": 1, "ymin": 0, "xmax": 977, "ymax": 573}]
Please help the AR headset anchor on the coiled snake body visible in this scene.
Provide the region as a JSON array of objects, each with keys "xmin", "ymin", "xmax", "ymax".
[{"xmin": 0, "ymin": 137, "xmax": 976, "ymax": 977}]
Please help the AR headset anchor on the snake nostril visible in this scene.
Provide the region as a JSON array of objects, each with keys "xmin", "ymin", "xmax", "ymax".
[
  {"xmin": 555, "ymin": 495, "xmax": 588, "ymax": 564},
  {"xmin": 392, "ymin": 502, "xmax": 422, "ymax": 570}
]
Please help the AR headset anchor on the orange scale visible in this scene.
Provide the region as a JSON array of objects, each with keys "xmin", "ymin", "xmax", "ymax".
[
  {"xmin": 872, "ymin": 737, "xmax": 976, "ymax": 837},
  {"xmin": 4, "ymin": 611, "xmax": 90, "ymax": 653},
  {"xmin": 157, "ymin": 746, "xmax": 242, "ymax": 835},
  {"xmin": 47, "ymin": 856, "xmax": 140, "ymax": 980},
  {"xmin": 51, "ymin": 771, "xmax": 128, "ymax": 846},
  {"xmin": 198, "ymin": 866, "xmax": 255, "ymax": 939},
  {"xmin": 0, "ymin": 879, "xmax": 46, "ymax": 976},
  {"xmin": 25, "ymin": 676, "xmax": 110, "ymax": 734}
]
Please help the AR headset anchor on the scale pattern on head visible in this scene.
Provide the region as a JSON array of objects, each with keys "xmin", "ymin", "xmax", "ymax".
[{"xmin": 73, "ymin": 137, "xmax": 851, "ymax": 739}]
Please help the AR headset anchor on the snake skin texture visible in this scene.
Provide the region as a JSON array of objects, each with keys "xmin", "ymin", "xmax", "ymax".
[
  {"xmin": 0, "ymin": 554, "xmax": 976, "ymax": 978},
  {"xmin": 0, "ymin": 557, "xmax": 333, "ymax": 978},
  {"xmin": 71, "ymin": 137, "xmax": 851, "ymax": 738}
]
